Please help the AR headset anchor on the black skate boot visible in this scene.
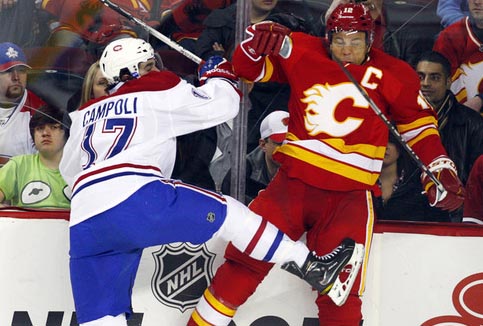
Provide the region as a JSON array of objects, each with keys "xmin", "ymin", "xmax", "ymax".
[{"xmin": 281, "ymin": 237, "xmax": 364, "ymax": 306}]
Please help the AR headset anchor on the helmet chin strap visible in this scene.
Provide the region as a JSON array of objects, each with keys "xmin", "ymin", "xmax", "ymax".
[
  {"xmin": 154, "ymin": 53, "xmax": 164, "ymax": 70},
  {"xmin": 107, "ymin": 82, "xmax": 125, "ymax": 95},
  {"xmin": 362, "ymin": 45, "xmax": 372, "ymax": 64},
  {"xmin": 129, "ymin": 72, "xmax": 140, "ymax": 79}
]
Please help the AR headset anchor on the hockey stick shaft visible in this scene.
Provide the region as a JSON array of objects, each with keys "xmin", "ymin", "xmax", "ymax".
[
  {"xmin": 334, "ymin": 58, "xmax": 446, "ymax": 194},
  {"xmin": 99, "ymin": 0, "xmax": 203, "ymax": 64}
]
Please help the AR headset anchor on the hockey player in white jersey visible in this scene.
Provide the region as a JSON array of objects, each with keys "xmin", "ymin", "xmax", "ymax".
[{"xmin": 59, "ymin": 37, "xmax": 364, "ymax": 326}]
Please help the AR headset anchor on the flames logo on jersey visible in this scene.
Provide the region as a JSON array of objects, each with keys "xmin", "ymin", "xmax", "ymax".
[
  {"xmin": 301, "ymin": 83, "xmax": 369, "ymax": 137},
  {"xmin": 451, "ymin": 61, "xmax": 483, "ymax": 103}
]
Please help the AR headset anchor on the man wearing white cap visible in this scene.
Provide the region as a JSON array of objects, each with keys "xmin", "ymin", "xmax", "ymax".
[
  {"xmin": 221, "ymin": 110, "xmax": 289, "ymax": 204},
  {"xmin": 250, "ymin": 111, "xmax": 289, "ymax": 194},
  {"xmin": 0, "ymin": 42, "xmax": 46, "ymax": 167}
]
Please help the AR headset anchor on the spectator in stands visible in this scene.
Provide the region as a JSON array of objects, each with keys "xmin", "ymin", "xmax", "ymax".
[
  {"xmin": 222, "ymin": 110, "xmax": 289, "ymax": 204},
  {"xmin": 0, "ymin": 0, "xmax": 50, "ymax": 47},
  {"xmin": 66, "ymin": 61, "xmax": 109, "ymax": 112},
  {"xmin": 41, "ymin": 0, "xmax": 158, "ymax": 56},
  {"xmin": 0, "ymin": 104, "xmax": 70, "ymax": 208},
  {"xmin": 79, "ymin": 61, "xmax": 109, "ymax": 106},
  {"xmin": 463, "ymin": 154, "xmax": 483, "ymax": 223},
  {"xmin": 415, "ymin": 51, "xmax": 483, "ymax": 222},
  {"xmin": 0, "ymin": 42, "xmax": 46, "ymax": 167},
  {"xmin": 194, "ymin": 0, "xmax": 304, "ymax": 161},
  {"xmin": 437, "ymin": 0, "xmax": 469, "ymax": 28},
  {"xmin": 156, "ymin": 0, "xmax": 234, "ymax": 52},
  {"xmin": 433, "ymin": 0, "xmax": 483, "ymax": 112},
  {"xmin": 0, "ymin": 0, "xmax": 17, "ymax": 10},
  {"xmin": 194, "ymin": 0, "xmax": 284, "ymax": 60},
  {"xmin": 193, "ymin": 0, "xmax": 289, "ymax": 190},
  {"xmin": 194, "ymin": 0, "xmax": 310, "ymax": 62},
  {"xmin": 416, "ymin": 51, "xmax": 483, "ymax": 187},
  {"xmin": 374, "ymin": 133, "xmax": 451, "ymax": 222}
]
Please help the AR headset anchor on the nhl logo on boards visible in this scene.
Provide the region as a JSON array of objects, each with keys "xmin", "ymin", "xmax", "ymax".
[{"xmin": 151, "ymin": 243, "xmax": 216, "ymax": 312}]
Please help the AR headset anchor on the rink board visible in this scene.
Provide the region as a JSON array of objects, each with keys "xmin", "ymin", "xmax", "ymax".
[{"xmin": 1, "ymin": 211, "xmax": 483, "ymax": 326}]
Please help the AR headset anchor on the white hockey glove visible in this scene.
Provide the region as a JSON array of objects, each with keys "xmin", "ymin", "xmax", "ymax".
[{"xmin": 421, "ymin": 156, "xmax": 465, "ymax": 211}]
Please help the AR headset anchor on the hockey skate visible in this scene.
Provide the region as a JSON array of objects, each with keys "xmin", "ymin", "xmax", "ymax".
[{"xmin": 281, "ymin": 237, "xmax": 364, "ymax": 306}]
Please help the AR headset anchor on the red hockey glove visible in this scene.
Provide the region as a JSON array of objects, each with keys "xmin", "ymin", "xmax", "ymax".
[
  {"xmin": 421, "ymin": 156, "xmax": 465, "ymax": 211},
  {"xmin": 198, "ymin": 55, "xmax": 239, "ymax": 86},
  {"xmin": 240, "ymin": 21, "xmax": 292, "ymax": 61}
]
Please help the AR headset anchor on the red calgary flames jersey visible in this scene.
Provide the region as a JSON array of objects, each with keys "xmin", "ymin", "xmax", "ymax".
[
  {"xmin": 433, "ymin": 17, "xmax": 483, "ymax": 103},
  {"xmin": 41, "ymin": 0, "xmax": 152, "ymax": 44},
  {"xmin": 233, "ymin": 32, "xmax": 447, "ymax": 192}
]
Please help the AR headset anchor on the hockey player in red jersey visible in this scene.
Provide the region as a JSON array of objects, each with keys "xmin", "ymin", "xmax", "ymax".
[
  {"xmin": 188, "ymin": 3, "xmax": 465, "ymax": 326},
  {"xmin": 60, "ymin": 37, "xmax": 364, "ymax": 326}
]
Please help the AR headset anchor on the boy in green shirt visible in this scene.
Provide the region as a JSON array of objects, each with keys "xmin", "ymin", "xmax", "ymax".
[{"xmin": 0, "ymin": 104, "xmax": 70, "ymax": 208}]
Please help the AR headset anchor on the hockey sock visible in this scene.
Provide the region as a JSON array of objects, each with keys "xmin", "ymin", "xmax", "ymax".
[
  {"xmin": 217, "ymin": 196, "xmax": 309, "ymax": 266},
  {"xmin": 187, "ymin": 288, "xmax": 236, "ymax": 326}
]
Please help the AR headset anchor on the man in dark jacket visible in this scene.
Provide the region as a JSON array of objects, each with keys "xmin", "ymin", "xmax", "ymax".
[
  {"xmin": 374, "ymin": 133, "xmax": 452, "ymax": 222},
  {"xmin": 416, "ymin": 50, "xmax": 483, "ymax": 221},
  {"xmin": 417, "ymin": 51, "xmax": 483, "ymax": 185}
]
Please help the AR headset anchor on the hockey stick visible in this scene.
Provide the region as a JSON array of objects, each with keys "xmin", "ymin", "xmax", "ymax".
[
  {"xmin": 99, "ymin": 0, "xmax": 202, "ymax": 64},
  {"xmin": 333, "ymin": 58, "xmax": 446, "ymax": 196},
  {"xmin": 7, "ymin": 102, "xmax": 71, "ymax": 129}
]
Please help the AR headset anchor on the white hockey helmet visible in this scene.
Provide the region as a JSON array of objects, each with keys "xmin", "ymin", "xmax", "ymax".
[{"xmin": 100, "ymin": 37, "xmax": 155, "ymax": 85}]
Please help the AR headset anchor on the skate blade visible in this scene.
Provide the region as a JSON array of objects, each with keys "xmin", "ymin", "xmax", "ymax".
[{"xmin": 327, "ymin": 243, "xmax": 364, "ymax": 306}]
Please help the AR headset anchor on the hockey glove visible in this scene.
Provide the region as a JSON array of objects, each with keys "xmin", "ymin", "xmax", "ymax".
[
  {"xmin": 198, "ymin": 55, "xmax": 239, "ymax": 86},
  {"xmin": 240, "ymin": 21, "xmax": 292, "ymax": 61},
  {"xmin": 421, "ymin": 156, "xmax": 465, "ymax": 211}
]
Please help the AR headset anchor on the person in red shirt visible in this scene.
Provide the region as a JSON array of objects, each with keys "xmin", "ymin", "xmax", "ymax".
[
  {"xmin": 156, "ymin": 0, "xmax": 234, "ymax": 52},
  {"xmin": 41, "ymin": 0, "xmax": 155, "ymax": 53},
  {"xmin": 463, "ymin": 154, "xmax": 483, "ymax": 223},
  {"xmin": 188, "ymin": 3, "xmax": 464, "ymax": 326},
  {"xmin": 433, "ymin": 0, "xmax": 483, "ymax": 111}
]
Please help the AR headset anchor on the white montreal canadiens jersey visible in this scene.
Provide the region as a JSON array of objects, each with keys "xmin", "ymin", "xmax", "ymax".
[{"xmin": 60, "ymin": 71, "xmax": 240, "ymax": 226}]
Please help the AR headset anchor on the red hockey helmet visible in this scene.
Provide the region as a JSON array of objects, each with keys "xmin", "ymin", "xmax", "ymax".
[{"xmin": 326, "ymin": 3, "xmax": 375, "ymax": 45}]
